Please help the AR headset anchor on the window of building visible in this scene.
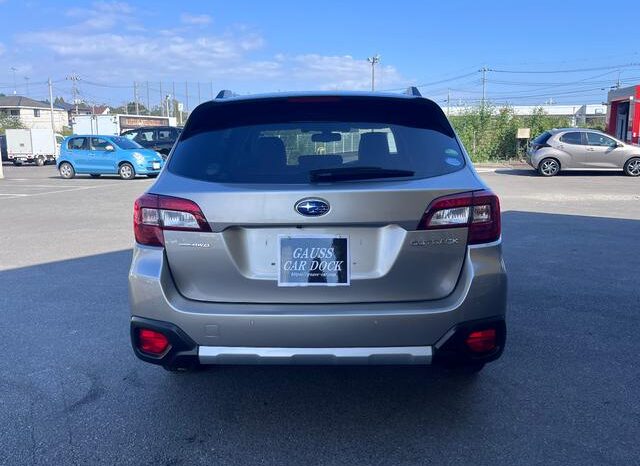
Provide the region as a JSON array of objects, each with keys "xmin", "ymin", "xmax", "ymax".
[
  {"xmin": 10, "ymin": 109, "xmax": 20, "ymax": 116},
  {"xmin": 34, "ymin": 109, "xmax": 41, "ymax": 117}
]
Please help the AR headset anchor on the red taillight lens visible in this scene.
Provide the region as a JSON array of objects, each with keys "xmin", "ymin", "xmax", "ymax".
[
  {"xmin": 417, "ymin": 190, "xmax": 501, "ymax": 244},
  {"xmin": 133, "ymin": 194, "xmax": 211, "ymax": 246},
  {"xmin": 138, "ymin": 328, "xmax": 170, "ymax": 355},
  {"xmin": 465, "ymin": 329, "xmax": 497, "ymax": 353}
]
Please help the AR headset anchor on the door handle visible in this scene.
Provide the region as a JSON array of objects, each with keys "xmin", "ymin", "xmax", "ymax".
[{"xmin": 586, "ymin": 148, "xmax": 595, "ymax": 151}]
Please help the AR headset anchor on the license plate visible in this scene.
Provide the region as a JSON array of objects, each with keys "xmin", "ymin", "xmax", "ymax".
[
  {"xmin": 278, "ymin": 235, "xmax": 350, "ymax": 287},
  {"xmin": 152, "ymin": 162, "xmax": 161, "ymax": 170}
]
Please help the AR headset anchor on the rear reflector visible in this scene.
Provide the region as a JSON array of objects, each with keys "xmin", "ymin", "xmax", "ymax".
[
  {"xmin": 138, "ymin": 328, "xmax": 170, "ymax": 355},
  {"xmin": 465, "ymin": 329, "xmax": 497, "ymax": 353},
  {"xmin": 418, "ymin": 190, "xmax": 501, "ymax": 244},
  {"xmin": 133, "ymin": 193, "xmax": 211, "ymax": 246}
]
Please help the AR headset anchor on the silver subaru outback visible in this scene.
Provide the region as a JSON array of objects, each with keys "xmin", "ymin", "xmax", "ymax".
[{"xmin": 129, "ymin": 89, "xmax": 507, "ymax": 374}]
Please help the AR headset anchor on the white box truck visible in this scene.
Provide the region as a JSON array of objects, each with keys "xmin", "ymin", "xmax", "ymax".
[
  {"xmin": 71, "ymin": 114, "xmax": 177, "ymax": 135},
  {"xmin": 6, "ymin": 128, "xmax": 62, "ymax": 166}
]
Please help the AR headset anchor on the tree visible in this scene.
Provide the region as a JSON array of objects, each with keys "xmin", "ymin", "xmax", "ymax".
[{"xmin": 0, "ymin": 115, "xmax": 25, "ymax": 134}]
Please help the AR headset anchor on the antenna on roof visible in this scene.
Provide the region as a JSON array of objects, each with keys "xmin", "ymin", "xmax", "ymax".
[
  {"xmin": 405, "ymin": 86, "xmax": 422, "ymax": 97},
  {"xmin": 215, "ymin": 90, "xmax": 236, "ymax": 99}
]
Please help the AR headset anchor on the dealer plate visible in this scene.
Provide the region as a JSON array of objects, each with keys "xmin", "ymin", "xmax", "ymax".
[{"xmin": 278, "ymin": 235, "xmax": 350, "ymax": 287}]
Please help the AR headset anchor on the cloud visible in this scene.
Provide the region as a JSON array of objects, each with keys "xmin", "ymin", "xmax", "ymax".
[
  {"xmin": 0, "ymin": 43, "xmax": 5, "ymax": 56},
  {"xmin": 65, "ymin": 1, "xmax": 137, "ymax": 30},
  {"xmin": 289, "ymin": 54, "xmax": 405, "ymax": 90},
  {"xmin": 12, "ymin": 3, "xmax": 409, "ymax": 95},
  {"xmin": 180, "ymin": 13, "xmax": 212, "ymax": 25}
]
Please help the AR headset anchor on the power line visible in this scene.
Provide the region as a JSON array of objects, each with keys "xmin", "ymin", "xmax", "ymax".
[{"xmin": 491, "ymin": 63, "xmax": 640, "ymax": 74}]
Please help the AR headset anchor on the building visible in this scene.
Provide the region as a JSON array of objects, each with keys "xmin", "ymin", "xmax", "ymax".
[
  {"xmin": 606, "ymin": 85, "xmax": 639, "ymax": 144},
  {"xmin": 56, "ymin": 101, "xmax": 111, "ymax": 119},
  {"xmin": 0, "ymin": 96, "xmax": 69, "ymax": 132}
]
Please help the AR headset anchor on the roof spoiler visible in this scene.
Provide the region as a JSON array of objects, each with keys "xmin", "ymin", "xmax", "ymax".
[
  {"xmin": 215, "ymin": 90, "xmax": 237, "ymax": 99},
  {"xmin": 404, "ymin": 86, "xmax": 422, "ymax": 97}
]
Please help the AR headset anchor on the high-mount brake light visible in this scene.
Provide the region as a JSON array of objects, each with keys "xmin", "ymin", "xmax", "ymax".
[
  {"xmin": 417, "ymin": 190, "xmax": 501, "ymax": 244},
  {"xmin": 133, "ymin": 194, "xmax": 211, "ymax": 247}
]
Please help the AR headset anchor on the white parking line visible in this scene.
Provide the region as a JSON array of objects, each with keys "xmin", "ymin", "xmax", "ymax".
[
  {"xmin": 0, "ymin": 184, "xmax": 82, "ymax": 188},
  {"xmin": 0, "ymin": 183, "xmax": 123, "ymax": 199}
]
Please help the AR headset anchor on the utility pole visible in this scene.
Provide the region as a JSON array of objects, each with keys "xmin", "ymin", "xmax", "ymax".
[
  {"xmin": 367, "ymin": 55, "xmax": 380, "ymax": 91},
  {"xmin": 10, "ymin": 67, "xmax": 17, "ymax": 95},
  {"xmin": 185, "ymin": 81, "xmax": 189, "ymax": 117},
  {"xmin": 146, "ymin": 81, "xmax": 150, "ymax": 115},
  {"xmin": 197, "ymin": 82, "xmax": 201, "ymax": 106},
  {"xmin": 133, "ymin": 81, "xmax": 139, "ymax": 115},
  {"xmin": 446, "ymin": 88, "xmax": 451, "ymax": 117},
  {"xmin": 159, "ymin": 81, "xmax": 163, "ymax": 116},
  {"xmin": 210, "ymin": 81, "xmax": 214, "ymax": 100},
  {"xmin": 66, "ymin": 74, "xmax": 80, "ymax": 114},
  {"xmin": 24, "ymin": 76, "xmax": 30, "ymax": 96},
  {"xmin": 480, "ymin": 66, "xmax": 489, "ymax": 106},
  {"xmin": 172, "ymin": 81, "xmax": 176, "ymax": 118},
  {"xmin": 616, "ymin": 70, "xmax": 621, "ymax": 89},
  {"xmin": 47, "ymin": 78, "xmax": 57, "ymax": 151}
]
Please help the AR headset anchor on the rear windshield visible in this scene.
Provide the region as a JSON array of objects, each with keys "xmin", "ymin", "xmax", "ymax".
[
  {"xmin": 532, "ymin": 131, "xmax": 552, "ymax": 145},
  {"xmin": 169, "ymin": 96, "xmax": 465, "ymax": 184}
]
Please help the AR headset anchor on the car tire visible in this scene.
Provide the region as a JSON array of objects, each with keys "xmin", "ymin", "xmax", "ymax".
[
  {"xmin": 59, "ymin": 162, "xmax": 75, "ymax": 179},
  {"xmin": 119, "ymin": 162, "xmax": 135, "ymax": 180},
  {"xmin": 623, "ymin": 157, "xmax": 640, "ymax": 177},
  {"xmin": 12, "ymin": 160, "xmax": 22, "ymax": 166},
  {"xmin": 537, "ymin": 158, "xmax": 560, "ymax": 177},
  {"xmin": 90, "ymin": 174, "xmax": 101, "ymax": 178},
  {"xmin": 35, "ymin": 156, "xmax": 45, "ymax": 167}
]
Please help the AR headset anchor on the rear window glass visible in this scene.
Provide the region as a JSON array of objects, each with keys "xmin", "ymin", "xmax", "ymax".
[
  {"xmin": 532, "ymin": 131, "xmax": 552, "ymax": 145},
  {"xmin": 169, "ymin": 96, "xmax": 465, "ymax": 184}
]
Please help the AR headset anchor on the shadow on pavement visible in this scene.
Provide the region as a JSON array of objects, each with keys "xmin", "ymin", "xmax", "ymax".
[
  {"xmin": 496, "ymin": 167, "xmax": 625, "ymax": 177},
  {"xmin": 1, "ymin": 211, "xmax": 639, "ymax": 465}
]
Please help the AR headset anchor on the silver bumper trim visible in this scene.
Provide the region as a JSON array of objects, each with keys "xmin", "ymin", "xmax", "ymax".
[{"xmin": 198, "ymin": 345, "xmax": 432, "ymax": 365}]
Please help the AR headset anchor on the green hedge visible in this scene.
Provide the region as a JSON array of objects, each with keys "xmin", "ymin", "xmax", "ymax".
[{"xmin": 448, "ymin": 104, "xmax": 603, "ymax": 162}]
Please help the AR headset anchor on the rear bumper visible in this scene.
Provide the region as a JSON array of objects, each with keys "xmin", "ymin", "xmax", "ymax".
[
  {"xmin": 131, "ymin": 315, "xmax": 505, "ymax": 367},
  {"xmin": 136, "ymin": 166, "xmax": 162, "ymax": 175},
  {"xmin": 129, "ymin": 240, "xmax": 507, "ymax": 365}
]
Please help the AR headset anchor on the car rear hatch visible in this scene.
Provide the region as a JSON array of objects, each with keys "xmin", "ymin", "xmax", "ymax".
[{"xmin": 135, "ymin": 95, "xmax": 496, "ymax": 304}]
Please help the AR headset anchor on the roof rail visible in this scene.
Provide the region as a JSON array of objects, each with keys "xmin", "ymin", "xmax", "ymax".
[
  {"xmin": 404, "ymin": 86, "xmax": 422, "ymax": 97},
  {"xmin": 215, "ymin": 90, "xmax": 236, "ymax": 99}
]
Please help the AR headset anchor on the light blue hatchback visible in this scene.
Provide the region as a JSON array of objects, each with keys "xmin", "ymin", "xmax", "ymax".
[{"xmin": 57, "ymin": 135, "xmax": 164, "ymax": 180}]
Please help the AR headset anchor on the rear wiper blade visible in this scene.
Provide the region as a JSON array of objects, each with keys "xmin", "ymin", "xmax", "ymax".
[{"xmin": 309, "ymin": 166, "xmax": 415, "ymax": 182}]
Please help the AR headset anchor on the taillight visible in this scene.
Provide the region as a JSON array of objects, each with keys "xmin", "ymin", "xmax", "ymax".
[
  {"xmin": 465, "ymin": 329, "xmax": 497, "ymax": 353},
  {"xmin": 138, "ymin": 328, "xmax": 170, "ymax": 355},
  {"xmin": 133, "ymin": 193, "xmax": 211, "ymax": 246},
  {"xmin": 417, "ymin": 190, "xmax": 501, "ymax": 244}
]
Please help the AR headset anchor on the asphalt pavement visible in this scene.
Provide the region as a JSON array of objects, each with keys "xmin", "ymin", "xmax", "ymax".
[{"xmin": 1, "ymin": 163, "xmax": 639, "ymax": 465}]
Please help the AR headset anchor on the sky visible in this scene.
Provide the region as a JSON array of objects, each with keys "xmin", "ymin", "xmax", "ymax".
[{"xmin": 1, "ymin": 0, "xmax": 640, "ymax": 109}]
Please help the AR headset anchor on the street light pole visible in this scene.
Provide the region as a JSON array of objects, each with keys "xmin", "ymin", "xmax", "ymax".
[
  {"xmin": 10, "ymin": 67, "xmax": 17, "ymax": 95},
  {"xmin": 367, "ymin": 55, "xmax": 380, "ymax": 91},
  {"xmin": 24, "ymin": 76, "xmax": 30, "ymax": 96},
  {"xmin": 48, "ymin": 78, "xmax": 57, "ymax": 155}
]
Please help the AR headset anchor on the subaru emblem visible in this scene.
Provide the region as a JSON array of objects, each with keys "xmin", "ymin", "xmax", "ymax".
[{"xmin": 295, "ymin": 198, "xmax": 330, "ymax": 217}]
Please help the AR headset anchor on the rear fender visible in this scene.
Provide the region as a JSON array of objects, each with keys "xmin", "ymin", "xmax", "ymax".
[{"xmin": 531, "ymin": 147, "xmax": 565, "ymax": 168}]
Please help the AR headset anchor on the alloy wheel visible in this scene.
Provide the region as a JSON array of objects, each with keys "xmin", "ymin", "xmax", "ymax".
[
  {"xmin": 626, "ymin": 159, "xmax": 640, "ymax": 176},
  {"xmin": 540, "ymin": 159, "xmax": 559, "ymax": 176}
]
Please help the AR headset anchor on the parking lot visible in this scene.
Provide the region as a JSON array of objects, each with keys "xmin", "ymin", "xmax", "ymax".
[{"xmin": 1, "ymin": 163, "xmax": 639, "ymax": 465}]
